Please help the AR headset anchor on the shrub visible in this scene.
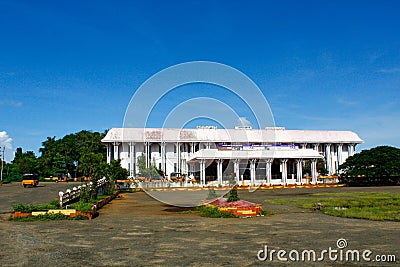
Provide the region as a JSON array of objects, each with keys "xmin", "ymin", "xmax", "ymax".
[
  {"xmin": 257, "ymin": 210, "xmax": 267, "ymax": 216},
  {"xmin": 10, "ymin": 213, "xmax": 89, "ymax": 221},
  {"xmin": 13, "ymin": 203, "xmax": 56, "ymax": 212},
  {"xmin": 12, "ymin": 203, "xmax": 35, "ymax": 213},
  {"xmin": 79, "ymin": 186, "xmax": 91, "ymax": 203},
  {"xmin": 70, "ymin": 201, "xmax": 93, "ymax": 213},
  {"xmin": 226, "ymin": 188, "xmax": 240, "ymax": 202},
  {"xmin": 206, "ymin": 188, "xmax": 219, "ymax": 199},
  {"xmin": 49, "ymin": 199, "xmax": 60, "ymax": 207},
  {"xmin": 196, "ymin": 205, "xmax": 238, "ymax": 218}
]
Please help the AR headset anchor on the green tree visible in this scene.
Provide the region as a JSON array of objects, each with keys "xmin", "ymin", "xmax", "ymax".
[
  {"xmin": 11, "ymin": 148, "xmax": 38, "ymax": 178},
  {"xmin": 77, "ymin": 153, "xmax": 104, "ymax": 178},
  {"xmin": 317, "ymin": 159, "xmax": 328, "ymax": 176},
  {"xmin": 52, "ymin": 152, "xmax": 68, "ymax": 174},
  {"xmin": 226, "ymin": 187, "xmax": 240, "ymax": 202},
  {"xmin": 303, "ymin": 158, "xmax": 328, "ymax": 176},
  {"xmin": 137, "ymin": 153, "xmax": 146, "ymax": 174},
  {"xmin": 38, "ymin": 131, "xmax": 106, "ymax": 178},
  {"xmin": 75, "ymin": 130, "xmax": 106, "ymax": 158},
  {"xmin": 77, "ymin": 152, "xmax": 107, "ymax": 199},
  {"xmin": 5, "ymin": 130, "xmax": 107, "ymax": 182},
  {"xmin": 136, "ymin": 153, "xmax": 160, "ymax": 178},
  {"xmin": 107, "ymin": 159, "xmax": 129, "ymax": 181},
  {"xmin": 38, "ymin": 136, "xmax": 59, "ymax": 177},
  {"xmin": 339, "ymin": 146, "xmax": 400, "ymax": 177},
  {"xmin": 1, "ymin": 163, "xmax": 13, "ymax": 181}
]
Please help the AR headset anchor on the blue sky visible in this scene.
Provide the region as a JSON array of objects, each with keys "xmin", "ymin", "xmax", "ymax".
[{"xmin": 1, "ymin": 0, "xmax": 400, "ymax": 162}]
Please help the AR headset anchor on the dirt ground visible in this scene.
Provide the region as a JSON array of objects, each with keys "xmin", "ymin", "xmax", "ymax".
[{"xmin": 0, "ymin": 182, "xmax": 399, "ymax": 266}]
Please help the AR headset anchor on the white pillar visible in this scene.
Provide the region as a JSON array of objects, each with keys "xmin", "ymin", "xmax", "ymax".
[
  {"xmin": 106, "ymin": 144, "xmax": 111, "ymax": 164},
  {"xmin": 202, "ymin": 160, "xmax": 206, "ymax": 186},
  {"xmin": 311, "ymin": 159, "xmax": 317, "ymax": 185},
  {"xmin": 296, "ymin": 159, "xmax": 303, "ymax": 184},
  {"xmin": 348, "ymin": 143, "xmax": 355, "ymax": 157},
  {"xmin": 337, "ymin": 143, "xmax": 343, "ymax": 172},
  {"xmin": 144, "ymin": 142, "xmax": 149, "ymax": 167},
  {"xmin": 129, "ymin": 142, "xmax": 135, "ymax": 177},
  {"xmin": 280, "ymin": 159, "xmax": 288, "ymax": 185},
  {"xmin": 161, "ymin": 142, "xmax": 166, "ymax": 173},
  {"xmin": 337, "ymin": 144, "xmax": 343, "ymax": 164},
  {"xmin": 265, "ymin": 159, "xmax": 273, "ymax": 185},
  {"xmin": 188, "ymin": 163, "xmax": 193, "ymax": 177},
  {"xmin": 113, "ymin": 142, "xmax": 120, "ymax": 160},
  {"xmin": 182, "ymin": 159, "xmax": 187, "ymax": 174},
  {"xmin": 253, "ymin": 160, "xmax": 257, "ymax": 183},
  {"xmin": 313, "ymin": 143, "xmax": 319, "ymax": 152},
  {"xmin": 250, "ymin": 159, "xmax": 256, "ymax": 185},
  {"xmin": 325, "ymin": 143, "xmax": 331, "ymax": 175},
  {"xmin": 234, "ymin": 159, "xmax": 240, "ymax": 184},
  {"xmin": 217, "ymin": 159, "xmax": 223, "ymax": 186},
  {"xmin": 176, "ymin": 142, "xmax": 181, "ymax": 172}
]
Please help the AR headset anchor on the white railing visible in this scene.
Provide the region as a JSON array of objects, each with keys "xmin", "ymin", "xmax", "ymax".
[
  {"xmin": 58, "ymin": 177, "xmax": 108, "ymax": 208},
  {"xmin": 59, "ymin": 186, "xmax": 82, "ymax": 208}
]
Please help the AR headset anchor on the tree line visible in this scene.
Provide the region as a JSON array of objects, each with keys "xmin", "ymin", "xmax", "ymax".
[
  {"xmin": 2, "ymin": 130, "xmax": 128, "ymax": 182},
  {"xmin": 339, "ymin": 146, "xmax": 400, "ymax": 185},
  {"xmin": 2, "ymin": 133, "xmax": 399, "ymax": 186}
]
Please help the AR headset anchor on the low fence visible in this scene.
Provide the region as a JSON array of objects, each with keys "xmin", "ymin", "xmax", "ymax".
[
  {"xmin": 138, "ymin": 181, "xmax": 199, "ymax": 189},
  {"xmin": 58, "ymin": 177, "xmax": 108, "ymax": 208},
  {"xmin": 116, "ymin": 180, "xmax": 239, "ymax": 189}
]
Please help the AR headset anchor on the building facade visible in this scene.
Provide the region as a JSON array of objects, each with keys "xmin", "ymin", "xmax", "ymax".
[{"xmin": 102, "ymin": 127, "xmax": 363, "ymax": 186}]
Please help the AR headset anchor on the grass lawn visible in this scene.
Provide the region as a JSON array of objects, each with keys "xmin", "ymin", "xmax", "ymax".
[{"xmin": 264, "ymin": 192, "xmax": 400, "ymax": 221}]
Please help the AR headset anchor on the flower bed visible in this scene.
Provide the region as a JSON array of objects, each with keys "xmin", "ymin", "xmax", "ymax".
[
  {"xmin": 11, "ymin": 190, "xmax": 120, "ymax": 220},
  {"xmin": 205, "ymin": 197, "xmax": 263, "ymax": 217},
  {"xmin": 12, "ymin": 209, "xmax": 95, "ymax": 220}
]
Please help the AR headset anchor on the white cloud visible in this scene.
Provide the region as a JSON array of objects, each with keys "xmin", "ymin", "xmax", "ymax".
[
  {"xmin": 0, "ymin": 131, "xmax": 14, "ymax": 162},
  {"xmin": 0, "ymin": 100, "xmax": 22, "ymax": 107},
  {"xmin": 337, "ymin": 98, "xmax": 359, "ymax": 106},
  {"xmin": 377, "ymin": 68, "xmax": 400, "ymax": 74},
  {"xmin": 236, "ymin": 117, "xmax": 252, "ymax": 128},
  {"xmin": 0, "ymin": 131, "xmax": 13, "ymax": 150}
]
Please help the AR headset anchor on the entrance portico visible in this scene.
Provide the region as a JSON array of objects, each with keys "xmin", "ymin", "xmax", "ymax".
[{"xmin": 187, "ymin": 148, "xmax": 323, "ymax": 186}]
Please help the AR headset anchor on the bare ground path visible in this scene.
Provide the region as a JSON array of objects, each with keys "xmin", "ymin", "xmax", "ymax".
[{"xmin": 0, "ymin": 184, "xmax": 399, "ymax": 266}]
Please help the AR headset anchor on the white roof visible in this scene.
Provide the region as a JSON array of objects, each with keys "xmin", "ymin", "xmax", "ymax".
[
  {"xmin": 102, "ymin": 128, "xmax": 364, "ymax": 144},
  {"xmin": 187, "ymin": 149, "xmax": 323, "ymax": 162}
]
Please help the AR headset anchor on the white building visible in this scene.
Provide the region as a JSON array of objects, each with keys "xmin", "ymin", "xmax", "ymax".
[{"xmin": 102, "ymin": 127, "xmax": 363, "ymax": 186}]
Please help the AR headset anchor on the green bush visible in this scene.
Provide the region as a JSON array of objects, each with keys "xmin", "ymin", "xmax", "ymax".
[
  {"xmin": 196, "ymin": 205, "xmax": 238, "ymax": 218},
  {"xmin": 10, "ymin": 213, "xmax": 88, "ymax": 221},
  {"xmin": 49, "ymin": 199, "xmax": 60, "ymax": 207},
  {"xmin": 12, "ymin": 203, "xmax": 36, "ymax": 213},
  {"xmin": 79, "ymin": 186, "xmax": 91, "ymax": 203},
  {"xmin": 12, "ymin": 202, "xmax": 58, "ymax": 212},
  {"xmin": 226, "ymin": 188, "xmax": 240, "ymax": 202},
  {"xmin": 13, "ymin": 198, "xmax": 85, "ymax": 213},
  {"xmin": 257, "ymin": 210, "xmax": 267, "ymax": 216},
  {"xmin": 206, "ymin": 188, "xmax": 219, "ymax": 200},
  {"xmin": 70, "ymin": 201, "xmax": 93, "ymax": 213}
]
